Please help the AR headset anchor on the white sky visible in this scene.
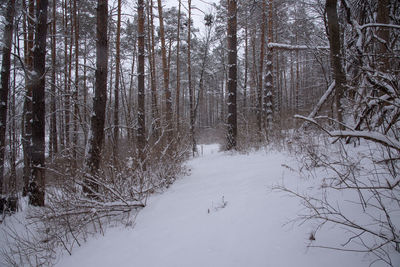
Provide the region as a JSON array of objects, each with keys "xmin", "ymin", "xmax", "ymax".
[{"xmin": 165, "ymin": 0, "xmax": 219, "ymax": 31}]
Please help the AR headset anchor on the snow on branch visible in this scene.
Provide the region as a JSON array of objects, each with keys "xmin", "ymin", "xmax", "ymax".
[
  {"xmin": 359, "ymin": 23, "xmax": 400, "ymax": 30},
  {"xmin": 268, "ymin": 42, "xmax": 330, "ymax": 50},
  {"xmin": 298, "ymin": 81, "xmax": 335, "ymax": 130},
  {"xmin": 329, "ymin": 130, "xmax": 400, "ymax": 151}
]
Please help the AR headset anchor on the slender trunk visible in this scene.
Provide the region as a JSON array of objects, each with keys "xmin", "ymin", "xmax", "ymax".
[
  {"xmin": 30, "ymin": 0, "xmax": 49, "ymax": 206},
  {"xmin": 0, "ymin": 0, "xmax": 15, "ymax": 195},
  {"xmin": 73, "ymin": 0, "xmax": 79, "ymax": 161},
  {"xmin": 137, "ymin": 0, "xmax": 146, "ymax": 169},
  {"xmin": 64, "ymin": 0, "xmax": 70, "ymax": 149},
  {"xmin": 264, "ymin": 0, "xmax": 274, "ymax": 131},
  {"xmin": 257, "ymin": 0, "xmax": 266, "ymax": 133},
  {"xmin": 226, "ymin": 0, "xmax": 237, "ymax": 150},
  {"xmin": 157, "ymin": 0, "xmax": 172, "ymax": 134},
  {"xmin": 244, "ymin": 15, "xmax": 248, "ymax": 111},
  {"xmin": 187, "ymin": 0, "xmax": 196, "ymax": 155},
  {"xmin": 147, "ymin": 0, "xmax": 159, "ymax": 138},
  {"xmin": 176, "ymin": 0, "xmax": 182, "ymax": 132},
  {"xmin": 50, "ymin": 0, "xmax": 58, "ymax": 158},
  {"xmin": 113, "ymin": 0, "xmax": 122, "ymax": 157}
]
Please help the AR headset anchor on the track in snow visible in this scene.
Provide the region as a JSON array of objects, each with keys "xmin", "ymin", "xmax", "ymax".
[{"xmin": 56, "ymin": 144, "xmax": 372, "ymax": 267}]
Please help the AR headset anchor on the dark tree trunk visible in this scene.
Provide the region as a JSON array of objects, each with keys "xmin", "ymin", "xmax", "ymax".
[
  {"xmin": 264, "ymin": 0, "xmax": 274, "ymax": 131},
  {"xmin": 187, "ymin": 0, "xmax": 197, "ymax": 156},
  {"xmin": 84, "ymin": 0, "xmax": 108, "ymax": 196},
  {"xmin": 22, "ymin": 0, "xmax": 35, "ymax": 197},
  {"xmin": 137, "ymin": 0, "xmax": 146, "ymax": 169},
  {"xmin": 326, "ymin": 0, "xmax": 346, "ymax": 129},
  {"xmin": 226, "ymin": 0, "xmax": 237, "ymax": 150},
  {"xmin": 50, "ymin": 0, "xmax": 58, "ymax": 158},
  {"xmin": 176, "ymin": 0, "xmax": 182, "ymax": 132},
  {"xmin": 257, "ymin": 0, "xmax": 266, "ymax": 134},
  {"xmin": 30, "ymin": 0, "xmax": 49, "ymax": 206},
  {"xmin": 73, "ymin": 0, "xmax": 80, "ymax": 161},
  {"xmin": 0, "ymin": 0, "xmax": 16, "ymax": 195},
  {"xmin": 147, "ymin": 0, "xmax": 159, "ymax": 139},
  {"xmin": 114, "ymin": 0, "xmax": 122, "ymax": 157}
]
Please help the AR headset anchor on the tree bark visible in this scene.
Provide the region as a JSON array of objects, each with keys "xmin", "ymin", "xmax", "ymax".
[
  {"xmin": 157, "ymin": 0, "xmax": 172, "ymax": 134},
  {"xmin": 113, "ymin": 0, "xmax": 122, "ymax": 158},
  {"xmin": 84, "ymin": 0, "xmax": 108, "ymax": 196},
  {"xmin": 22, "ymin": 0, "xmax": 35, "ymax": 197},
  {"xmin": 0, "ymin": 0, "xmax": 15, "ymax": 195},
  {"xmin": 226, "ymin": 0, "xmax": 237, "ymax": 150},
  {"xmin": 50, "ymin": 0, "xmax": 58, "ymax": 158},
  {"xmin": 176, "ymin": 0, "xmax": 182, "ymax": 132},
  {"xmin": 30, "ymin": 0, "xmax": 49, "ymax": 206},
  {"xmin": 137, "ymin": 0, "xmax": 146, "ymax": 169},
  {"xmin": 326, "ymin": 0, "xmax": 346, "ymax": 129},
  {"xmin": 187, "ymin": 0, "xmax": 197, "ymax": 155},
  {"xmin": 257, "ymin": 0, "xmax": 266, "ymax": 134}
]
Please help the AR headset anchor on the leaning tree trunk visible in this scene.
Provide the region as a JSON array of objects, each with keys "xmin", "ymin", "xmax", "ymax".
[
  {"xmin": 0, "ymin": 0, "xmax": 16, "ymax": 195},
  {"xmin": 326, "ymin": 0, "xmax": 346, "ymax": 129},
  {"xmin": 226, "ymin": 0, "xmax": 237, "ymax": 150},
  {"xmin": 30, "ymin": 0, "xmax": 49, "ymax": 206},
  {"xmin": 84, "ymin": 0, "xmax": 108, "ymax": 196}
]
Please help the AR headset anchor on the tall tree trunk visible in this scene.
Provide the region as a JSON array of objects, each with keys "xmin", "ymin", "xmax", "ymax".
[
  {"xmin": 257, "ymin": 0, "xmax": 266, "ymax": 134},
  {"xmin": 176, "ymin": 0, "xmax": 182, "ymax": 132},
  {"xmin": 264, "ymin": 0, "xmax": 274, "ymax": 131},
  {"xmin": 63, "ymin": 0, "xmax": 70, "ymax": 150},
  {"xmin": 30, "ymin": 0, "xmax": 49, "ymax": 206},
  {"xmin": 147, "ymin": 0, "xmax": 159, "ymax": 139},
  {"xmin": 22, "ymin": 0, "xmax": 35, "ymax": 196},
  {"xmin": 137, "ymin": 0, "xmax": 146, "ymax": 170},
  {"xmin": 73, "ymin": 0, "xmax": 80, "ymax": 161},
  {"xmin": 243, "ymin": 13, "xmax": 248, "ymax": 112},
  {"xmin": 187, "ymin": 0, "xmax": 197, "ymax": 155},
  {"xmin": 50, "ymin": 0, "xmax": 58, "ymax": 158},
  {"xmin": 157, "ymin": 0, "xmax": 172, "ymax": 134},
  {"xmin": 84, "ymin": 0, "xmax": 108, "ymax": 196},
  {"xmin": 226, "ymin": 0, "xmax": 237, "ymax": 150},
  {"xmin": 113, "ymin": 0, "xmax": 122, "ymax": 158},
  {"xmin": 326, "ymin": 0, "xmax": 345, "ymax": 129},
  {"xmin": 0, "ymin": 0, "xmax": 15, "ymax": 195}
]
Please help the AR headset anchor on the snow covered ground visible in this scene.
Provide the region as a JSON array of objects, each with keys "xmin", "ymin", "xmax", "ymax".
[{"xmin": 53, "ymin": 144, "xmax": 391, "ymax": 267}]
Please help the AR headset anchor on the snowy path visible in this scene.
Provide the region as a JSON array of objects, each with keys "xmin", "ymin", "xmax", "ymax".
[{"xmin": 57, "ymin": 144, "xmax": 371, "ymax": 267}]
